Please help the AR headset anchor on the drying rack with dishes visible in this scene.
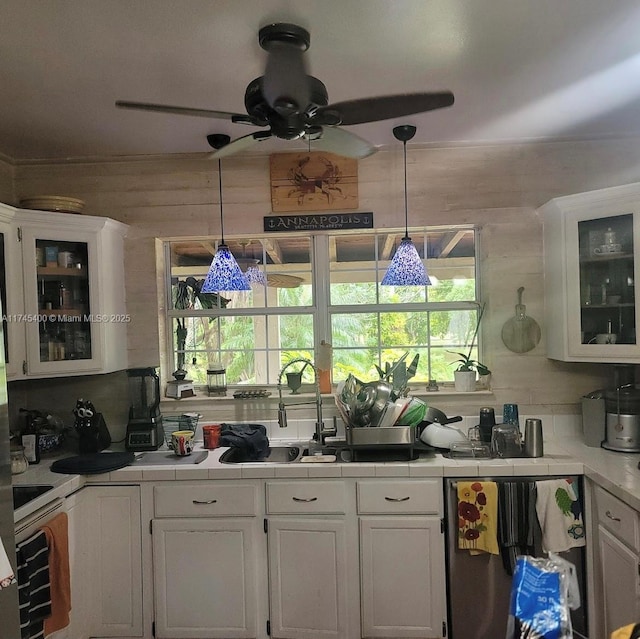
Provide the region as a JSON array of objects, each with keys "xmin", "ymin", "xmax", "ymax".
[
  {"xmin": 334, "ymin": 374, "xmax": 432, "ymax": 460},
  {"xmin": 161, "ymin": 413, "xmax": 201, "ymax": 449}
]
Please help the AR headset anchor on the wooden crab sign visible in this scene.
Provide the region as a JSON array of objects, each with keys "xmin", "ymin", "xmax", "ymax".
[{"xmin": 270, "ymin": 151, "xmax": 358, "ymax": 212}]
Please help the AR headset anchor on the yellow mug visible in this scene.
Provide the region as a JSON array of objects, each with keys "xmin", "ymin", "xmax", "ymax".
[{"xmin": 171, "ymin": 430, "xmax": 194, "ymax": 456}]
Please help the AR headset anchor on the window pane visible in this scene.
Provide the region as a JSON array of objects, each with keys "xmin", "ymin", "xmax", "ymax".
[
  {"xmin": 331, "ymin": 313, "xmax": 379, "ymax": 347},
  {"xmin": 172, "ymin": 313, "xmax": 314, "ymax": 385},
  {"xmin": 332, "ymin": 347, "xmax": 379, "ymax": 382},
  {"xmin": 169, "ymin": 238, "xmax": 313, "ymax": 309},
  {"xmin": 166, "ymin": 228, "xmax": 479, "ymax": 387},
  {"xmin": 329, "ymin": 235, "xmax": 379, "ymax": 305},
  {"xmin": 330, "ymin": 308, "xmax": 479, "ymax": 382}
]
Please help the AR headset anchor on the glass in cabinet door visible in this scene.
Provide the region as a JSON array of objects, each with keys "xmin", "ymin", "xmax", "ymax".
[
  {"xmin": 0, "ymin": 231, "xmax": 8, "ymax": 366},
  {"xmin": 578, "ymin": 213, "xmax": 635, "ymax": 346},
  {"xmin": 36, "ymin": 239, "xmax": 92, "ymax": 362}
]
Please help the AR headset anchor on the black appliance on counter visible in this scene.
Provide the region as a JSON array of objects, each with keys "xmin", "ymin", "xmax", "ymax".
[{"xmin": 125, "ymin": 367, "xmax": 163, "ymax": 451}]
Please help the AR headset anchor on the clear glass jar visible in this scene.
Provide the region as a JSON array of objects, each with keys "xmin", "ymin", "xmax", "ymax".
[
  {"xmin": 10, "ymin": 445, "xmax": 29, "ymax": 474},
  {"xmin": 206, "ymin": 366, "xmax": 227, "ymax": 396}
]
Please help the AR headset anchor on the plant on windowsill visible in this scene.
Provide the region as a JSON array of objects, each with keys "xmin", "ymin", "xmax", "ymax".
[{"xmin": 449, "ymin": 304, "xmax": 491, "ymax": 392}]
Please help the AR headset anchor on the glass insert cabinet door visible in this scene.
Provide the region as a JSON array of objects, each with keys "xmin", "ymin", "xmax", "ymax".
[
  {"xmin": 577, "ymin": 213, "xmax": 636, "ymax": 347},
  {"xmin": 21, "ymin": 228, "xmax": 101, "ymax": 375},
  {"xmin": 35, "ymin": 239, "xmax": 92, "ymax": 362}
]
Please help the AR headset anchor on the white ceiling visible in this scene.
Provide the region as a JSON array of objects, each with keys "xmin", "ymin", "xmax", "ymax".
[{"xmin": 4, "ymin": 0, "xmax": 640, "ymax": 161}]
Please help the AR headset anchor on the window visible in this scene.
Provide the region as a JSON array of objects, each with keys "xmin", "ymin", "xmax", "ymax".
[{"xmin": 164, "ymin": 227, "xmax": 479, "ymax": 387}]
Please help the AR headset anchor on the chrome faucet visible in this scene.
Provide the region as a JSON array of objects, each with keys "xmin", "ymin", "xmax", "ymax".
[{"xmin": 277, "ymin": 358, "xmax": 336, "ymax": 450}]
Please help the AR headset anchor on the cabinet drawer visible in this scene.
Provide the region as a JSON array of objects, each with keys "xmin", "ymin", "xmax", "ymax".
[
  {"xmin": 154, "ymin": 483, "xmax": 257, "ymax": 517},
  {"xmin": 357, "ymin": 480, "xmax": 441, "ymax": 514},
  {"xmin": 594, "ymin": 485, "xmax": 639, "ymax": 551},
  {"xmin": 266, "ymin": 481, "xmax": 346, "ymax": 514}
]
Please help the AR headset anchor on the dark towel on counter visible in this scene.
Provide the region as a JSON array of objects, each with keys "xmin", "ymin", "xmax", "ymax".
[
  {"xmin": 17, "ymin": 530, "xmax": 51, "ymax": 639},
  {"xmin": 220, "ymin": 423, "xmax": 270, "ymax": 461},
  {"xmin": 497, "ymin": 481, "xmax": 536, "ymax": 576}
]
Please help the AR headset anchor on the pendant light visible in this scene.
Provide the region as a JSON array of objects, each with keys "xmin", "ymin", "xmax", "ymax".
[
  {"xmin": 381, "ymin": 125, "xmax": 431, "ymax": 286},
  {"xmin": 239, "ymin": 240, "xmax": 268, "ymax": 287},
  {"xmin": 202, "ymin": 135, "xmax": 250, "ymax": 293}
]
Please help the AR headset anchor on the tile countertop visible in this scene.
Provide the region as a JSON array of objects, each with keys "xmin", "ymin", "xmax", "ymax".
[{"xmin": 12, "ymin": 436, "xmax": 640, "ymax": 522}]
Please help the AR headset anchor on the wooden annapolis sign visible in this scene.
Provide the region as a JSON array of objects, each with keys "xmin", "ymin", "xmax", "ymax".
[{"xmin": 264, "ymin": 212, "xmax": 373, "ymax": 232}]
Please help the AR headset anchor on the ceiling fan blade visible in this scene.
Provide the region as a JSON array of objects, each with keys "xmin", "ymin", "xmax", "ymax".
[
  {"xmin": 115, "ymin": 100, "xmax": 254, "ymax": 123},
  {"xmin": 208, "ymin": 131, "xmax": 272, "ymax": 159},
  {"xmin": 314, "ymin": 92, "xmax": 455, "ymax": 126},
  {"xmin": 262, "ymin": 42, "xmax": 310, "ymax": 116},
  {"xmin": 308, "ymin": 127, "xmax": 377, "ymax": 159}
]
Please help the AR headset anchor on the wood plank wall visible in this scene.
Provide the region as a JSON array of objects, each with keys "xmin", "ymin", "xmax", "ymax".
[
  {"xmin": 0, "ymin": 156, "xmax": 15, "ymax": 205},
  {"xmin": 10, "ymin": 136, "xmax": 640, "ymax": 419}
]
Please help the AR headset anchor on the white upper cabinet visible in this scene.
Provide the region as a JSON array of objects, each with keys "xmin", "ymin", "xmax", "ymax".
[
  {"xmin": 0, "ymin": 203, "xmax": 128, "ymax": 378},
  {"xmin": 542, "ymin": 183, "xmax": 640, "ymax": 362}
]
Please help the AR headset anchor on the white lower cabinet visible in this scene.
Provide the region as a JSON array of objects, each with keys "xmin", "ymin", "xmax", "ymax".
[
  {"xmin": 151, "ymin": 483, "xmax": 261, "ymax": 639},
  {"xmin": 152, "ymin": 518, "xmax": 259, "ymax": 638},
  {"xmin": 266, "ymin": 480, "xmax": 354, "ymax": 639},
  {"xmin": 591, "ymin": 483, "xmax": 640, "ymax": 637},
  {"xmin": 357, "ymin": 480, "xmax": 446, "ymax": 639},
  {"xmin": 84, "ymin": 485, "xmax": 144, "ymax": 638},
  {"xmin": 132, "ymin": 476, "xmax": 446, "ymax": 639}
]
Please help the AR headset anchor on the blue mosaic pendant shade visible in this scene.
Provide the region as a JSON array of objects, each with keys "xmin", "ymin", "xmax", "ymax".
[
  {"xmin": 381, "ymin": 237, "xmax": 431, "ymax": 286},
  {"xmin": 381, "ymin": 124, "xmax": 432, "ymax": 287},
  {"xmin": 245, "ymin": 265, "xmax": 268, "ymax": 286},
  {"xmin": 201, "ymin": 244, "xmax": 250, "ymax": 292}
]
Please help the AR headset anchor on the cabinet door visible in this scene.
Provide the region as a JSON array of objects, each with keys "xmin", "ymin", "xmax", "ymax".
[
  {"xmin": 598, "ymin": 524, "xmax": 640, "ymax": 637},
  {"xmin": 268, "ymin": 518, "xmax": 349, "ymax": 639},
  {"xmin": 0, "ymin": 213, "xmax": 26, "ymax": 379},
  {"xmin": 572, "ymin": 212, "xmax": 638, "ymax": 355},
  {"xmin": 359, "ymin": 516, "xmax": 445, "ymax": 638},
  {"xmin": 153, "ymin": 518, "xmax": 258, "ymax": 639},
  {"xmin": 46, "ymin": 490, "xmax": 90, "ymax": 639},
  {"xmin": 21, "ymin": 226, "xmax": 102, "ymax": 375},
  {"xmin": 85, "ymin": 486, "xmax": 143, "ymax": 637},
  {"xmin": 544, "ymin": 188, "xmax": 640, "ymax": 361}
]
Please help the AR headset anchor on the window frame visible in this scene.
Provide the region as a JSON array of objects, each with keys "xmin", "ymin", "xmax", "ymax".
[{"xmin": 162, "ymin": 225, "xmax": 482, "ymax": 389}]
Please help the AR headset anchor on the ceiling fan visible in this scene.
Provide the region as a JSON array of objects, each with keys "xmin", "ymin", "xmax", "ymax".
[{"xmin": 116, "ymin": 23, "xmax": 454, "ymax": 160}]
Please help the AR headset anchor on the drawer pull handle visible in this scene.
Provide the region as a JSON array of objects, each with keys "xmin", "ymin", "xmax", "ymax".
[
  {"xmin": 385, "ymin": 496, "xmax": 411, "ymax": 502},
  {"xmin": 606, "ymin": 510, "xmax": 621, "ymax": 522},
  {"xmin": 192, "ymin": 499, "xmax": 218, "ymax": 505},
  {"xmin": 292, "ymin": 496, "xmax": 318, "ymax": 502}
]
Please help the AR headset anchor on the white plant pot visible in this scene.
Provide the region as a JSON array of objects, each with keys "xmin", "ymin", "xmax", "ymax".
[{"xmin": 454, "ymin": 370, "xmax": 477, "ymax": 392}]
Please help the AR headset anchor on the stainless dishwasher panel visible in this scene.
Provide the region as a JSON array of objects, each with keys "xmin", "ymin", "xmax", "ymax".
[{"xmin": 444, "ymin": 477, "xmax": 588, "ymax": 639}]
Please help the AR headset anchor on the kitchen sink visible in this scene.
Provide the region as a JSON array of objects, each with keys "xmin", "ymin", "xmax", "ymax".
[
  {"xmin": 12, "ymin": 484, "xmax": 54, "ymax": 509},
  {"xmin": 219, "ymin": 445, "xmax": 305, "ymax": 464}
]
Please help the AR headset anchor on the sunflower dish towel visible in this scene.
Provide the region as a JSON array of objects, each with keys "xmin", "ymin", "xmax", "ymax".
[{"xmin": 457, "ymin": 481, "xmax": 499, "ymax": 555}]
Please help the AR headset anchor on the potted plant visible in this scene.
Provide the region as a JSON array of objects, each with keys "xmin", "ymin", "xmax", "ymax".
[
  {"xmin": 451, "ymin": 353, "xmax": 491, "ymax": 391},
  {"xmin": 449, "ymin": 304, "xmax": 490, "ymax": 392}
]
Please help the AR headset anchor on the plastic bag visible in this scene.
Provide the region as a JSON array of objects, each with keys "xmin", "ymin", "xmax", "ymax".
[{"xmin": 506, "ymin": 554, "xmax": 577, "ymax": 639}]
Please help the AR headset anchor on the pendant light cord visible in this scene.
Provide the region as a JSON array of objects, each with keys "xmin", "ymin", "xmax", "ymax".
[
  {"xmin": 218, "ymin": 158, "xmax": 226, "ymax": 245},
  {"xmin": 403, "ymin": 140, "xmax": 409, "ymax": 240}
]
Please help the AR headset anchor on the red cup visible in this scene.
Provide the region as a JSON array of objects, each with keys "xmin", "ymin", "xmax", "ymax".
[{"xmin": 203, "ymin": 424, "xmax": 222, "ymax": 449}]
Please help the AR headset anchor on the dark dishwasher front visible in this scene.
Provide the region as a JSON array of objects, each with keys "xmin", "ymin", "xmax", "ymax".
[{"xmin": 444, "ymin": 476, "xmax": 588, "ymax": 639}]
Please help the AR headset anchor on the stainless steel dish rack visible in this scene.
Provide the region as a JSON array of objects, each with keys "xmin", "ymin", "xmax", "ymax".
[{"xmin": 340, "ymin": 424, "xmax": 432, "ymax": 461}]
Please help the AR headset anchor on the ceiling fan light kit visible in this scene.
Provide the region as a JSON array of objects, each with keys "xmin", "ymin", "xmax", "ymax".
[
  {"xmin": 201, "ymin": 134, "xmax": 250, "ymax": 293},
  {"xmin": 116, "ymin": 23, "xmax": 454, "ymax": 160},
  {"xmin": 382, "ymin": 125, "xmax": 431, "ymax": 287}
]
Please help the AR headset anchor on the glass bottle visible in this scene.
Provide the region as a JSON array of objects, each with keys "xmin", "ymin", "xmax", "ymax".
[
  {"xmin": 10, "ymin": 443, "xmax": 28, "ymax": 474},
  {"xmin": 21, "ymin": 415, "xmax": 40, "ymax": 464}
]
